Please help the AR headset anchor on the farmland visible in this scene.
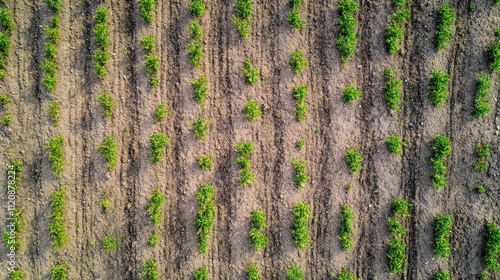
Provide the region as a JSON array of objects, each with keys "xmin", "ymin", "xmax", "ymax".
[{"xmin": 0, "ymin": 0, "xmax": 500, "ymax": 279}]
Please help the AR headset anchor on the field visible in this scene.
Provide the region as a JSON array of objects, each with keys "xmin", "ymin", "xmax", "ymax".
[{"xmin": 1, "ymin": 0, "xmax": 500, "ymax": 279}]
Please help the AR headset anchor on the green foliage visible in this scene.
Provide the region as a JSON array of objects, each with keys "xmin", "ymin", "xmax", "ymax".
[
  {"xmin": 97, "ymin": 91, "xmax": 116, "ymax": 119},
  {"xmin": 434, "ymin": 270, "xmax": 452, "ymax": 280},
  {"xmin": 291, "ymin": 158, "xmax": 308, "ymax": 189},
  {"xmin": 385, "ymin": 8, "xmax": 409, "ymax": 54},
  {"xmin": 244, "ymin": 99, "xmax": 262, "ymax": 122},
  {"xmin": 480, "ymin": 271, "xmax": 489, "ymax": 280},
  {"xmin": 0, "ymin": 93, "xmax": 9, "ymax": 106},
  {"xmin": 345, "ymin": 147, "xmax": 363, "ymax": 174},
  {"xmin": 292, "ymin": 84, "xmax": 307, "ymax": 122},
  {"xmin": 242, "ymin": 59, "xmax": 259, "ymax": 84},
  {"xmin": 8, "ymin": 268, "xmax": 22, "ymax": 280},
  {"xmin": 146, "ymin": 188, "xmax": 164, "ymax": 225},
  {"xmin": 145, "ymin": 54, "xmax": 160, "ymax": 88},
  {"xmin": 338, "ymin": 204, "xmax": 354, "ymax": 250},
  {"xmin": 149, "ymin": 132, "xmax": 169, "ymax": 163},
  {"xmin": 2, "ymin": 111, "xmax": 10, "ymax": 126},
  {"xmin": 288, "ymin": 7, "xmax": 306, "ymax": 30},
  {"xmin": 236, "ymin": 0, "xmax": 252, "ymax": 19},
  {"xmin": 189, "ymin": 19, "xmax": 203, "ymax": 40},
  {"xmin": 46, "ymin": 0, "xmax": 61, "ymax": 13},
  {"xmin": 0, "ymin": 8, "xmax": 13, "ymax": 33},
  {"xmin": 392, "ymin": 0, "xmax": 407, "ymax": 9},
  {"xmin": 0, "ymin": 8, "xmax": 12, "ymax": 79},
  {"xmin": 140, "ymin": 34, "xmax": 155, "ymax": 53},
  {"xmin": 51, "ymin": 263, "xmax": 68, "ymax": 280},
  {"xmin": 41, "ymin": 15, "xmax": 60, "ymax": 91},
  {"xmin": 187, "ymin": 40, "xmax": 203, "ymax": 66},
  {"xmin": 92, "ymin": 48, "xmax": 109, "ymax": 79},
  {"xmin": 249, "ymin": 210, "xmax": 268, "ymax": 251},
  {"xmin": 428, "ymin": 69, "xmax": 450, "ymax": 107},
  {"xmin": 232, "ymin": 16, "xmax": 251, "ymax": 39},
  {"xmin": 99, "ymin": 191, "xmax": 110, "ymax": 212},
  {"xmin": 392, "ymin": 198, "xmax": 412, "ymax": 217},
  {"xmin": 196, "ymin": 184, "xmax": 215, "ymax": 253},
  {"xmin": 386, "ymin": 134, "xmax": 405, "ymax": 156},
  {"xmin": 246, "ymin": 263, "xmax": 261, "ymax": 280},
  {"xmin": 154, "ymin": 103, "xmax": 168, "ymax": 123},
  {"xmin": 194, "ymin": 266, "xmax": 208, "ymax": 280},
  {"xmin": 387, "ymin": 236, "xmax": 406, "ymax": 273},
  {"xmin": 288, "ymin": 49, "xmax": 308, "ymax": 73},
  {"xmin": 475, "ymin": 143, "xmax": 492, "ymax": 172},
  {"xmin": 97, "ymin": 136, "xmax": 118, "ymax": 169},
  {"xmin": 46, "ymin": 135, "xmax": 64, "ymax": 176},
  {"xmin": 197, "ymin": 154, "xmax": 213, "ymax": 171},
  {"xmin": 291, "ymin": 201, "xmax": 311, "ymax": 249},
  {"xmin": 491, "ymin": 29, "xmax": 500, "ymax": 71},
  {"xmin": 190, "ymin": 0, "xmax": 205, "ymax": 17},
  {"xmin": 343, "ymin": 83, "xmax": 362, "ymax": 104},
  {"xmin": 142, "ymin": 260, "xmax": 159, "ymax": 280},
  {"xmin": 148, "ymin": 231, "xmax": 158, "ymax": 247},
  {"xmin": 433, "ymin": 214, "xmax": 454, "ymax": 257},
  {"xmin": 336, "ymin": 0, "xmax": 358, "ymax": 65},
  {"xmin": 387, "ymin": 218, "xmax": 406, "ymax": 236},
  {"xmin": 235, "ymin": 141, "xmax": 254, "ymax": 186},
  {"xmin": 285, "ymin": 264, "xmax": 304, "ymax": 280},
  {"xmin": 138, "ymin": 0, "xmax": 156, "ymax": 23},
  {"xmin": 190, "ymin": 116, "xmax": 210, "ymax": 141},
  {"xmin": 435, "ymin": 3, "xmax": 455, "ymax": 50},
  {"xmin": 473, "ymin": 73, "xmax": 491, "ymax": 118},
  {"xmin": 46, "ymin": 100, "xmax": 59, "ymax": 127},
  {"xmin": 383, "ymin": 68, "xmax": 402, "ymax": 110},
  {"xmin": 92, "ymin": 6, "xmax": 109, "ymax": 79},
  {"xmin": 190, "ymin": 75, "xmax": 208, "ymax": 104},
  {"xmin": 428, "ymin": 134, "xmax": 452, "ymax": 189},
  {"xmin": 484, "ymin": 222, "xmax": 500, "ymax": 271},
  {"xmin": 49, "ymin": 187, "xmax": 67, "ymax": 249},
  {"xmin": 296, "ymin": 139, "xmax": 305, "ymax": 150},
  {"xmin": 477, "ymin": 185, "xmax": 486, "ymax": 194},
  {"xmin": 102, "ymin": 235, "xmax": 118, "ymax": 252},
  {"xmin": 338, "ymin": 268, "xmax": 357, "ymax": 280}
]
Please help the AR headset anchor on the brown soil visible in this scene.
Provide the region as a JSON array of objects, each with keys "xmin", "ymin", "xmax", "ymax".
[{"xmin": 1, "ymin": 0, "xmax": 499, "ymax": 279}]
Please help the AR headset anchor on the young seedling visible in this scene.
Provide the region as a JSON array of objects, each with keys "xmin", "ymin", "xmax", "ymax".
[
  {"xmin": 392, "ymin": 198, "xmax": 412, "ymax": 217},
  {"xmin": 149, "ymin": 132, "xmax": 168, "ymax": 163},
  {"xmin": 47, "ymin": 100, "xmax": 59, "ymax": 127},
  {"xmin": 190, "ymin": 116, "xmax": 210, "ymax": 140},
  {"xmin": 285, "ymin": 263, "xmax": 304, "ymax": 280},
  {"xmin": 196, "ymin": 154, "xmax": 213, "ymax": 171},
  {"xmin": 242, "ymin": 59, "xmax": 259, "ymax": 84},
  {"xmin": 338, "ymin": 204, "xmax": 354, "ymax": 251},
  {"xmin": 194, "ymin": 266, "xmax": 208, "ymax": 280},
  {"xmin": 249, "ymin": 209, "xmax": 268, "ymax": 251},
  {"xmin": 190, "ymin": 75, "xmax": 208, "ymax": 104},
  {"xmin": 427, "ymin": 134, "xmax": 452, "ymax": 189},
  {"xmin": 146, "ymin": 188, "xmax": 164, "ymax": 225},
  {"xmin": 433, "ymin": 214, "xmax": 454, "ymax": 257},
  {"xmin": 336, "ymin": 0, "xmax": 358, "ymax": 65},
  {"xmin": 343, "ymin": 83, "xmax": 362, "ymax": 104},
  {"xmin": 142, "ymin": 259, "xmax": 159, "ymax": 280},
  {"xmin": 385, "ymin": 134, "xmax": 405, "ymax": 156},
  {"xmin": 187, "ymin": 40, "xmax": 203, "ymax": 67},
  {"xmin": 484, "ymin": 222, "xmax": 500, "ymax": 271},
  {"xmin": 196, "ymin": 184, "xmax": 215, "ymax": 253},
  {"xmin": 51, "ymin": 263, "xmax": 68, "ymax": 280},
  {"xmin": 46, "ymin": 134, "xmax": 64, "ymax": 176},
  {"xmin": 154, "ymin": 103, "xmax": 168, "ymax": 123},
  {"xmin": 244, "ymin": 99, "xmax": 262, "ymax": 122},
  {"xmin": 491, "ymin": 29, "xmax": 500, "ymax": 71},
  {"xmin": 246, "ymin": 263, "xmax": 261, "ymax": 280},
  {"xmin": 189, "ymin": 19, "xmax": 203, "ymax": 40},
  {"xmin": 140, "ymin": 34, "xmax": 155, "ymax": 53},
  {"xmin": 149, "ymin": 231, "xmax": 158, "ymax": 247},
  {"xmin": 434, "ymin": 271, "xmax": 452, "ymax": 280},
  {"xmin": 232, "ymin": 16, "xmax": 251, "ymax": 39},
  {"xmin": 292, "ymin": 84, "xmax": 307, "ymax": 122},
  {"xmin": 288, "ymin": 7, "xmax": 305, "ymax": 30},
  {"xmin": 338, "ymin": 268, "xmax": 357, "ymax": 280},
  {"xmin": 97, "ymin": 91, "xmax": 116, "ymax": 119},
  {"xmin": 296, "ymin": 139, "xmax": 305, "ymax": 150},
  {"xmin": 97, "ymin": 136, "xmax": 118, "ymax": 169},
  {"xmin": 138, "ymin": 0, "xmax": 157, "ymax": 23},
  {"xmin": 345, "ymin": 147, "xmax": 363, "ymax": 174},
  {"xmin": 428, "ymin": 69, "xmax": 450, "ymax": 107},
  {"xmin": 473, "ymin": 73, "xmax": 491, "ymax": 118},
  {"xmin": 190, "ymin": 0, "xmax": 205, "ymax": 17},
  {"xmin": 288, "ymin": 50, "xmax": 308, "ymax": 73},
  {"xmin": 102, "ymin": 235, "xmax": 118, "ymax": 252},
  {"xmin": 291, "ymin": 158, "xmax": 308, "ymax": 189},
  {"xmin": 475, "ymin": 143, "xmax": 491, "ymax": 172},
  {"xmin": 49, "ymin": 187, "xmax": 67, "ymax": 249},
  {"xmin": 435, "ymin": 3, "xmax": 455, "ymax": 50},
  {"xmin": 291, "ymin": 201, "xmax": 311, "ymax": 249},
  {"xmin": 235, "ymin": 141, "xmax": 254, "ymax": 186},
  {"xmin": 383, "ymin": 68, "xmax": 402, "ymax": 110}
]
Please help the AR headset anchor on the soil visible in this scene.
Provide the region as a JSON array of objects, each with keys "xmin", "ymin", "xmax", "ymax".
[{"xmin": 0, "ymin": 0, "xmax": 499, "ymax": 279}]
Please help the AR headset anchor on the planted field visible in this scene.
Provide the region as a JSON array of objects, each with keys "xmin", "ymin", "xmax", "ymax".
[{"xmin": 0, "ymin": 0, "xmax": 499, "ymax": 279}]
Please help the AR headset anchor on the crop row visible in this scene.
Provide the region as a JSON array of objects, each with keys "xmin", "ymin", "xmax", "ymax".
[
  {"xmin": 232, "ymin": 0, "xmax": 252, "ymax": 38},
  {"xmin": 0, "ymin": 4, "xmax": 13, "ymax": 78},
  {"xmin": 195, "ymin": 184, "xmax": 215, "ymax": 253},
  {"xmin": 427, "ymin": 134, "xmax": 452, "ymax": 189},
  {"xmin": 386, "ymin": 198, "xmax": 411, "ymax": 274},
  {"xmin": 249, "ymin": 209, "xmax": 268, "ymax": 251},
  {"xmin": 41, "ymin": 0, "xmax": 61, "ymax": 92},
  {"xmin": 235, "ymin": 141, "xmax": 254, "ymax": 186},
  {"xmin": 48, "ymin": 187, "xmax": 67, "ymax": 249},
  {"xmin": 93, "ymin": 6, "xmax": 110, "ymax": 79},
  {"xmin": 141, "ymin": 35, "xmax": 160, "ymax": 88},
  {"xmin": 385, "ymin": 0, "xmax": 409, "ymax": 54},
  {"xmin": 475, "ymin": 143, "xmax": 492, "ymax": 172},
  {"xmin": 288, "ymin": 0, "xmax": 305, "ymax": 30}
]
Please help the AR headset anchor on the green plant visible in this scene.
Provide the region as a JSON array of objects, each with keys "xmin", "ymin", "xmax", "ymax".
[
  {"xmin": 242, "ymin": 59, "xmax": 259, "ymax": 84},
  {"xmin": 433, "ymin": 214, "xmax": 454, "ymax": 257},
  {"xmin": 435, "ymin": 3, "xmax": 455, "ymax": 50},
  {"xmin": 49, "ymin": 187, "xmax": 67, "ymax": 249},
  {"xmin": 338, "ymin": 268, "xmax": 357, "ymax": 280},
  {"xmin": 296, "ymin": 139, "xmax": 305, "ymax": 150},
  {"xmin": 434, "ymin": 270, "xmax": 452, "ymax": 280},
  {"xmin": 387, "ymin": 217, "xmax": 406, "ymax": 236},
  {"xmin": 288, "ymin": 7, "xmax": 306, "ymax": 30},
  {"xmin": 249, "ymin": 210, "xmax": 268, "ymax": 251},
  {"xmin": 41, "ymin": 15, "xmax": 59, "ymax": 91},
  {"xmin": 93, "ymin": 6, "xmax": 110, "ymax": 79},
  {"xmin": 475, "ymin": 143, "xmax": 491, "ymax": 172},
  {"xmin": 46, "ymin": 100, "xmax": 59, "ymax": 127},
  {"xmin": 144, "ymin": 54, "xmax": 160, "ymax": 88},
  {"xmin": 291, "ymin": 158, "xmax": 308, "ymax": 189},
  {"xmin": 149, "ymin": 231, "xmax": 158, "ymax": 246},
  {"xmin": 46, "ymin": 0, "xmax": 62, "ymax": 13},
  {"xmin": 2, "ymin": 111, "xmax": 10, "ymax": 126},
  {"xmin": 246, "ymin": 263, "xmax": 261, "ymax": 280},
  {"xmin": 8, "ymin": 268, "xmax": 22, "ymax": 280},
  {"xmin": 387, "ymin": 236, "xmax": 406, "ymax": 273},
  {"xmin": 338, "ymin": 204, "xmax": 354, "ymax": 250},
  {"xmin": 196, "ymin": 154, "xmax": 213, "ymax": 171},
  {"xmin": 97, "ymin": 136, "xmax": 118, "ymax": 169},
  {"xmin": 51, "ymin": 263, "xmax": 68, "ymax": 280},
  {"xmin": 491, "ymin": 29, "xmax": 500, "ymax": 71},
  {"xmin": 138, "ymin": 0, "xmax": 156, "ymax": 23},
  {"xmin": 235, "ymin": 0, "xmax": 252, "ymax": 19},
  {"xmin": 149, "ymin": 132, "xmax": 169, "ymax": 163},
  {"xmin": 469, "ymin": 5, "xmax": 476, "ymax": 12},
  {"xmin": 99, "ymin": 191, "xmax": 110, "ymax": 212},
  {"xmin": 102, "ymin": 235, "xmax": 118, "ymax": 252},
  {"xmin": 385, "ymin": 8, "xmax": 409, "ymax": 54},
  {"xmin": 190, "ymin": 75, "xmax": 208, "ymax": 104},
  {"xmin": 480, "ymin": 270, "xmax": 489, "ymax": 280},
  {"xmin": 392, "ymin": 198, "xmax": 412, "ymax": 217},
  {"xmin": 428, "ymin": 134, "xmax": 452, "ymax": 189},
  {"xmin": 473, "ymin": 72, "xmax": 491, "ymax": 118},
  {"xmin": 232, "ymin": 16, "xmax": 251, "ymax": 39},
  {"xmin": 288, "ymin": 49, "xmax": 308, "ymax": 73},
  {"xmin": 196, "ymin": 184, "xmax": 215, "ymax": 253},
  {"xmin": 190, "ymin": 116, "xmax": 210, "ymax": 140},
  {"xmin": 0, "ymin": 93, "xmax": 9, "ymax": 106},
  {"xmin": 428, "ymin": 69, "xmax": 450, "ymax": 107},
  {"xmin": 386, "ymin": 134, "xmax": 405, "ymax": 156},
  {"xmin": 140, "ymin": 34, "xmax": 155, "ymax": 53},
  {"xmin": 0, "ymin": 8, "xmax": 13, "ymax": 33},
  {"xmin": 484, "ymin": 222, "xmax": 500, "ymax": 271},
  {"xmin": 187, "ymin": 40, "xmax": 203, "ymax": 66},
  {"xmin": 146, "ymin": 188, "xmax": 164, "ymax": 225},
  {"xmin": 285, "ymin": 264, "xmax": 304, "ymax": 280},
  {"xmin": 383, "ymin": 68, "xmax": 402, "ymax": 110},
  {"xmin": 189, "ymin": 19, "xmax": 203, "ymax": 40},
  {"xmin": 142, "ymin": 260, "xmax": 159, "ymax": 280},
  {"xmin": 343, "ymin": 83, "xmax": 362, "ymax": 104},
  {"xmin": 194, "ymin": 266, "xmax": 208, "ymax": 280},
  {"xmin": 336, "ymin": 0, "xmax": 358, "ymax": 65},
  {"xmin": 46, "ymin": 135, "xmax": 64, "ymax": 176},
  {"xmin": 244, "ymin": 99, "xmax": 262, "ymax": 122},
  {"xmin": 292, "ymin": 84, "xmax": 307, "ymax": 122},
  {"xmin": 97, "ymin": 91, "xmax": 116, "ymax": 119},
  {"xmin": 291, "ymin": 201, "xmax": 311, "ymax": 249},
  {"xmin": 235, "ymin": 141, "xmax": 254, "ymax": 186},
  {"xmin": 345, "ymin": 147, "xmax": 363, "ymax": 174},
  {"xmin": 477, "ymin": 185, "xmax": 486, "ymax": 194},
  {"xmin": 154, "ymin": 103, "xmax": 168, "ymax": 122},
  {"xmin": 190, "ymin": 0, "xmax": 205, "ymax": 17}
]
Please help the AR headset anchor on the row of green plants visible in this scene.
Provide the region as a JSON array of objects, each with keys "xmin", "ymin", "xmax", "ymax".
[
  {"xmin": 475, "ymin": 142, "xmax": 491, "ymax": 172},
  {"xmin": 249, "ymin": 209, "xmax": 268, "ymax": 251},
  {"xmin": 8, "ymin": 268, "xmax": 22, "ymax": 280},
  {"xmin": 434, "ymin": 270, "xmax": 452, "ymax": 280},
  {"xmin": 196, "ymin": 184, "xmax": 215, "ymax": 253},
  {"xmin": 194, "ymin": 266, "xmax": 208, "ymax": 280},
  {"xmin": 142, "ymin": 259, "xmax": 159, "ymax": 280},
  {"xmin": 338, "ymin": 204, "xmax": 354, "ymax": 251},
  {"xmin": 246, "ymin": 263, "xmax": 261, "ymax": 280},
  {"xmin": 292, "ymin": 84, "xmax": 308, "ymax": 122},
  {"xmin": 190, "ymin": 115, "xmax": 210, "ymax": 140},
  {"xmin": 291, "ymin": 158, "xmax": 308, "ymax": 189},
  {"xmin": 93, "ymin": 6, "xmax": 110, "ymax": 79},
  {"xmin": 345, "ymin": 147, "xmax": 363, "ymax": 174},
  {"xmin": 336, "ymin": 0, "xmax": 358, "ymax": 65},
  {"xmin": 473, "ymin": 73, "xmax": 491, "ymax": 118},
  {"xmin": 244, "ymin": 99, "xmax": 262, "ymax": 122},
  {"xmin": 190, "ymin": 75, "xmax": 208, "ymax": 104},
  {"xmin": 232, "ymin": 0, "xmax": 252, "ymax": 38},
  {"xmin": 343, "ymin": 83, "xmax": 362, "ymax": 104},
  {"xmin": 288, "ymin": 50, "xmax": 308, "ymax": 73},
  {"xmin": 0, "ymin": 5, "xmax": 13, "ymax": 79},
  {"xmin": 386, "ymin": 134, "xmax": 405, "ymax": 156},
  {"xmin": 427, "ymin": 134, "xmax": 452, "ymax": 189},
  {"xmin": 386, "ymin": 198, "xmax": 411, "ymax": 274},
  {"xmin": 149, "ymin": 132, "xmax": 168, "ymax": 163},
  {"xmin": 146, "ymin": 188, "xmax": 164, "ymax": 225},
  {"xmin": 138, "ymin": 0, "xmax": 156, "ymax": 23},
  {"xmin": 51, "ymin": 263, "xmax": 68, "ymax": 280},
  {"xmin": 97, "ymin": 91, "xmax": 116, "ymax": 119},
  {"xmin": 41, "ymin": 0, "xmax": 61, "ymax": 92},
  {"xmin": 97, "ymin": 136, "xmax": 118, "ymax": 169},
  {"xmin": 242, "ymin": 58, "xmax": 259, "ymax": 85},
  {"xmin": 235, "ymin": 141, "xmax": 254, "ymax": 186},
  {"xmin": 291, "ymin": 201, "xmax": 311, "ymax": 249},
  {"xmin": 385, "ymin": 0, "xmax": 409, "ymax": 54},
  {"xmin": 435, "ymin": 3, "xmax": 455, "ymax": 50},
  {"xmin": 285, "ymin": 263, "xmax": 304, "ymax": 280},
  {"xmin": 433, "ymin": 214, "xmax": 454, "ymax": 257},
  {"xmin": 337, "ymin": 268, "xmax": 357, "ymax": 280},
  {"xmin": 48, "ymin": 187, "xmax": 67, "ymax": 249},
  {"xmin": 46, "ymin": 134, "xmax": 64, "ymax": 176},
  {"xmin": 484, "ymin": 221, "xmax": 500, "ymax": 271},
  {"xmin": 47, "ymin": 100, "xmax": 59, "ymax": 126},
  {"xmin": 288, "ymin": 0, "xmax": 306, "ymax": 30},
  {"xmin": 491, "ymin": 28, "xmax": 500, "ymax": 71},
  {"xmin": 383, "ymin": 68, "xmax": 402, "ymax": 110},
  {"xmin": 140, "ymin": 35, "xmax": 160, "ymax": 88},
  {"xmin": 0, "ymin": 93, "xmax": 10, "ymax": 126},
  {"xmin": 187, "ymin": 20, "xmax": 204, "ymax": 66},
  {"xmin": 197, "ymin": 154, "xmax": 213, "ymax": 171},
  {"xmin": 428, "ymin": 69, "xmax": 450, "ymax": 107}
]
